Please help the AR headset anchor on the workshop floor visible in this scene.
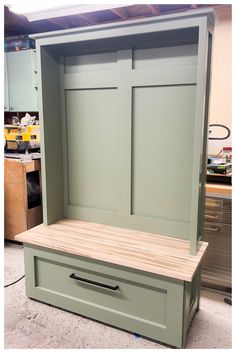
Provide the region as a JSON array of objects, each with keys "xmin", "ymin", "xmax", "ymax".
[{"xmin": 4, "ymin": 240, "xmax": 232, "ymax": 349}]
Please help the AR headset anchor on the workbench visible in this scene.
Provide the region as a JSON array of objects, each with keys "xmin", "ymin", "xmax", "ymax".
[{"xmin": 4, "ymin": 158, "xmax": 43, "ymax": 240}]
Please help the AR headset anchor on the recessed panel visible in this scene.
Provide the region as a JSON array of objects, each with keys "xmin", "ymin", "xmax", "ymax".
[
  {"xmin": 65, "ymin": 51, "xmax": 117, "ymax": 73},
  {"xmin": 133, "ymin": 44, "xmax": 198, "ymax": 69},
  {"xmin": 131, "ymin": 85, "xmax": 196, "ymax": 223},
  {"xmin": 66, "ymin": 88, "xmax": 118, "ymax": 211}
]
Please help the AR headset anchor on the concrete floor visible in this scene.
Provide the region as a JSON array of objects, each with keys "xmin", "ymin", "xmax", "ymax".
[{"xmin": 4, "ymin": 240, "xmax": 232, "ymax": 349}]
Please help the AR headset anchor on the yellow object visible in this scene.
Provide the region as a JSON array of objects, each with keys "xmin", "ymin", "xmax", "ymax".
[{"xmin": 4, "ymin": 124, "xmax": 40, "ymax": 151}]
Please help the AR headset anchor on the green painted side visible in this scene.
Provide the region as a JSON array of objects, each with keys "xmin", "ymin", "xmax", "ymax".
[
  {"xmin": 37, "ymin": 47, "xmax": 64, "ymax": 225},
  {"xmin": 189, "ymin": 18, "xmax": 210, "ymax": 255},
  {"xmin": 6, "ymin": 49, "xmax": 38, "ymax": 112},
  {"xmin": 4, "ymin": 52, "xmax": 9, "ymax": 111},
  {"xmin": 23, "ymin": 244, "xmax": 193, "ymax": 348},
  {"xmin": 197, "ymin": 33, "xmax": 213, "ymax": 242},
  {"xmin": 182, "ymin": 268, "xmax": 201, "ymax": 347}
]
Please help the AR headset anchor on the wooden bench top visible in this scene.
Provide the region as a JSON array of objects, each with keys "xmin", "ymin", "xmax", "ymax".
[{"xmin": 16, "ymin": 218, "xmax": 208, "ymax": 282}]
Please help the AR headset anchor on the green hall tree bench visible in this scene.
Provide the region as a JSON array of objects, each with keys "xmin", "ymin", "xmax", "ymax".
[{"xmin": 16, "ymin": 8, "xmax": 215, "ymax": 348}]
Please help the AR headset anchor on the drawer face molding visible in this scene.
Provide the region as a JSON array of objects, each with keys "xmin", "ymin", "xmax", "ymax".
[
  {"xmin": 35, "ymin": 256, "xmax": 168, "ymax": 326},
  {"xmin": 24, "ymin": 245, "xmax": 195, "ymax": 348}
]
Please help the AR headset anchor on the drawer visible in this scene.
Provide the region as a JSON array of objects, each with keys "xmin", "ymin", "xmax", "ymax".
[
  {"xmin": 204, "ymin": 210, "xmax": 231, "ymax": 224},
  {"xmin": 24, "ymin": 245, "xmax": 191, "ymax": 348},
  {"xmin": 205, "ymin": 197, "xmax": 232, "ymax": 211},
  {"xmin": 205, "ymin": 197, "xmax": 223, "ymax": 210},
  {"xmin": 204, "ymin": 221, "xmax": 231, "ymax": 237}
]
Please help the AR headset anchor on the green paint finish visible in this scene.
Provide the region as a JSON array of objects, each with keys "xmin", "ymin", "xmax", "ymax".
[
  {"xmin": 23, "ymin": 244, "xmax": 199, "ymax": 348},
  {"xmin": 131, "ymin": 85, "xmax": 195, "ymax": 224},
  {"xmin": 4, "ymin": 53, "xmax": 9, "ymax": 111},
  {"xmin": 22, "ymin": 11, "xmax": 215, "ymax": 348},
  {"xmin": 6, "ymin": 49, "xmax": 38, "ymax": 112},
  {"xmin": 66, "ymin": 88, "xmax": 118, "ymax": 211},
  {"xmin": 62, "ymin": 46, "xmax": 197, "ymax": 239},
  {"xmin": 64, "ymin": 51, "xmax": 118, "ymax": 73},
  {"xmin": 38, "ymin": 47, "xmax": 64, "ymax": 224},
  {"xmin": 189, "ymin": 19, "xmax": 211, "ymax": 255},
  {"xmin": 33, "ymin": 11, "xmax": 213, "ymax": 252},
  {"xmin": 133, "ymin": 44, "xmax": 198, "ymax": 69}
]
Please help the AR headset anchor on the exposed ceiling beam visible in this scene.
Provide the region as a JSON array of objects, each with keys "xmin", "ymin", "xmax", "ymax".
[
  {"xmin": 190, "ymin": 4, "xmax": 199, "ymax": 9},
  {"xmin": 48, "ymin": 18, "xmax": 70, "ymax": 29},
  {"xmin": 146, "ymin": 5, "xmax": 161, "ymax": 15},
  {"xmin": 110, "ymin": 7, "xmax": 128, "ymax": 20},
  {"xmin": 77, "ymin": 13, "xmax": 97, "ymax": 25}
]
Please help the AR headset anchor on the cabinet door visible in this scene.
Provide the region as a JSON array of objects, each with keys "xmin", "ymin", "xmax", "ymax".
[
  {"xmin": 7, "ymin": 50, "xmax": 38, "ymax": 112},
  {"xmin": 4, "ymin": 52, "xmax": 9, "ymax": 111}
]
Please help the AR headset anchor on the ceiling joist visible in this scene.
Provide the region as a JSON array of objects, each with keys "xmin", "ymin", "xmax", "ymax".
[{"xmin": 110, "ymin": 7, "xmax": 128, "ymax": 20}]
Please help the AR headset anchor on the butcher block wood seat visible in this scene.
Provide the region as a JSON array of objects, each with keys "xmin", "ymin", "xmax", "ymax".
[{"xmin": 16, "ymin": 218, "xmax": 208, "ymax": 282}]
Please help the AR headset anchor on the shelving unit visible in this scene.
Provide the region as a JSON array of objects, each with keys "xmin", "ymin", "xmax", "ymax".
[
  {"xmin": 16, "ymin": 9, "xmax": 215, "ymax": 348},
  {"xmin": 4, "ymin": 49, "xmax": 38, "ymax": 112}
]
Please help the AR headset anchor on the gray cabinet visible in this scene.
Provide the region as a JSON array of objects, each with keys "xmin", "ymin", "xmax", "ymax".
[
  {"xmin": 202, "ymin": 196, "xmax": 232, "ymax": 288},
  {"xmin": 4, "ymin": 49, "xmax": 38, "ymax": 112},
  {"xmin": 17, "ymin": 8, "xmax": 215, "ymax": 348}
]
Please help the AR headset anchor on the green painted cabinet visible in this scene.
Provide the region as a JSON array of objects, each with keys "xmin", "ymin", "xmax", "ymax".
[
  {"xmin": 4, "ymin": 52, "xmax": 9, "ymax": 111},
  {"xmin": 4, "ymin": 49, "xmax": 38, "ymax": 112},
  {"xmin": 18, "ymin": 8, "xmax": 215, "ymax": 348}
]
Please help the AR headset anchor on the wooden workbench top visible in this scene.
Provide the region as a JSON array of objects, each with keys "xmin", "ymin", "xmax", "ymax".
[
  {"xmin": 206, "ymin": 183, "xmax": 232, "ymax": 197},
  {"xmin": 16, "ymin": 218, "xmax": 207, "ymax": 282}
]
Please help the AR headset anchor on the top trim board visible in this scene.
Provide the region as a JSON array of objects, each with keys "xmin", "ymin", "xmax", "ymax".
[{"xmin": 29, "ymin": 8, "xmax": 215, "ymax": 42}]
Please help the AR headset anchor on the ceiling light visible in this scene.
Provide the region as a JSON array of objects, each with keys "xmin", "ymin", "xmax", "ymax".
[{"xmin": 8, "ymin": 3, "xmax": 129, "ymax": 22}]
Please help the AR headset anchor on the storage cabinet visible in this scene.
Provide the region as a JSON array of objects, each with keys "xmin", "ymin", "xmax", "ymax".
[
  {"xmin": 4, "ymin": 49, "xmax": 38, "ymax": 112},
  {"xmin": 202, "ymin": 195, "xmax": 232, "ymax": 289},
  {"xmin": 16, "ymin": 9, "xmax": 215, "ymax": 348},
  {"xmin": 4, "ymin": 52, "xmax": 9, "ymax": 111}
]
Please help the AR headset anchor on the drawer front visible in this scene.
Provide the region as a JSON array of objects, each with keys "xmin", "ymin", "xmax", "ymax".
[
  {"xmin": 205, "ymin": 197, "xmax": 223, "ymax": 210},
  {"xmin": 204, "ymin": 210, "xmax": 231, "ymax": 224},
  {"xmin": 24, "ymin": 245, "xmax": 186, "ymax": 348},
  {"xmin": 205, "ymin": 197, "xmax": 232, "ymax": 211},
  {"xmin": 204, "ymin": 221, "xmax": 231, "ymax": 237}
]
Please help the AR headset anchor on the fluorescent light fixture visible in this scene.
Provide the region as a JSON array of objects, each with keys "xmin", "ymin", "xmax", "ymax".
[{"xmin": 8, "ymin": 3, "xmax": 130, "ymax": 22}]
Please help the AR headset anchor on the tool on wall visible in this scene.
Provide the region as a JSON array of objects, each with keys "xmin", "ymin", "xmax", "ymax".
[
  {"xmin": 207, "ymin": 123, "xmax": 232, "ymax": 177},
  {"xmin": 208, "ymin": 123, "xmax": 231, "ymax": 140}
]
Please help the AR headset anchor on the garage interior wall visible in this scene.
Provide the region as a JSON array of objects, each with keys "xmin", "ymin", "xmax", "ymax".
[{"xmin": 208, "ymin": 5, "xmax": 232, "ymax": 155}]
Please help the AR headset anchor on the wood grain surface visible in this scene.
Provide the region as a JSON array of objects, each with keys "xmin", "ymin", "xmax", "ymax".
[
  {"xmin": 16, "ymin": 218, "xmax": 208, "ymax": 282},
  {"xmin": 206, "ymin": 183, "xmax": 232, "ymax": 196}
]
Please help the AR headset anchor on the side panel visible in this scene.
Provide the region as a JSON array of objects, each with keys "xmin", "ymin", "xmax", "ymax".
[
  {"xmin": 182, "ymin": 267, "xmax": 201, "ymax": 347},
  {"xmin": 37, "ymin": 46, "xmax": 64, "ymax": 224}
]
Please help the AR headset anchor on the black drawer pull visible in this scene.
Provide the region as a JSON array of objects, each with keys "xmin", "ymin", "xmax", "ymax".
[{"xmin": 69, "ymin": 273, "xmax": 119, "ymax": 291}]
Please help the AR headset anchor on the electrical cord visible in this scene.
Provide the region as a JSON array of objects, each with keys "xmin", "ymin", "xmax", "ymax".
[{"xmin": 4, "ymin": 275, "xmax": 25, "ymax": 288}]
